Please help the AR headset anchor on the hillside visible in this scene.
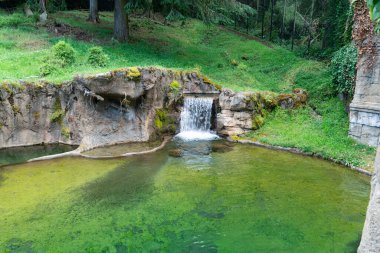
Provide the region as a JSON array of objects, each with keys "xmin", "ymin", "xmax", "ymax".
[{"xmin": 0, "ymin": 10, "xmax": 375, "ymax": 170}]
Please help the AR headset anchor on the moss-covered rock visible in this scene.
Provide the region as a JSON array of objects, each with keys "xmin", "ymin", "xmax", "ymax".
[
  {"xmin": 154, "ymin": 109, "xmax": 177, "ymax": 134},
  {"xmin": 126, "ymin": 67, "xmax": 141, "ymax": 79}
]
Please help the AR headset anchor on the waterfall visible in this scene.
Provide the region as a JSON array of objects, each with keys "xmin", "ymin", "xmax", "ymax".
[{"xmin": 176, "ymin": 96, "xmax": 219, "ymax": 141}]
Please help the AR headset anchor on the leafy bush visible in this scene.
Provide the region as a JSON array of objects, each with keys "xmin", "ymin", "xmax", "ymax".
[
  {"xmin": 40, "ymin": 41, "xmax": 75, "ymax": 76},
  {"xmin": 52, "ymin": 41, "xmax": 76, "ymax": 66},
  {"xmin": 330, "ymin": 44, "xmax": 357, "ymax": 97},
  {"xmin": 87, "ymin": 46, "xmax": 109, "ymax": 67},
  {"xmin": 40, "ymin": 58, "xmax": 65, "ymax": 76}
]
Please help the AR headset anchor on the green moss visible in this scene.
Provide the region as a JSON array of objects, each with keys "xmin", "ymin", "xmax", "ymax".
[
  {"xmin": 154, "ymin": 109, "xmax": 176, "ymax": 134},
  {"xmin": 126, "ymin": 67, "xmax": 141, "ymax": 79},
  {"xmin": 252, "ymin": 115, "xmax": 265, "ymax": 130},
  {"xmin": 49, "ymin": 109, "xmax": 65, "ymax": 124},
  {"xmin": 61, "ymin": 127, "xmax": 70, "ymax": 139},
  {"xmin": 170, "ymin": 80, "xmax": 181, "ymax": 91},
  {"xmin": 33, "ymin": 111, "xmax": 40, "ymax": 120},
  {"xmin": 202, "ymin": 75, "xmax": 222, "ymax": 91},
  {"xmin": 0, "ymin": 122, "xmax": 3, "ymax": 129},
  {"xmin": 155, "ymin": 117, "xmax": 163, "ymax": 129},
  {"xmin": 49, "ymin": 98, "xmax": 64, "ymax": 125},
  {"xmin": 12, "ymin": 105, "xmax": 21, "ymax": 115}
]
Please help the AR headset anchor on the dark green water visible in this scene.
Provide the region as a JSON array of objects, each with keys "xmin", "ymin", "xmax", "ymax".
[
  {"xmin": 0, "ymin": 144, "xmax": 75, "ymax": 166},
  {"xmin": 0, "ymin": 140, "xmax": 370, "ymax": 252}
]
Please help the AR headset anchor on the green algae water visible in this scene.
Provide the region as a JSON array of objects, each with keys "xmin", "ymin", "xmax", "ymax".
[
  {"xmin": 0, "ymin": 140, "xmax": 370, "ymax": 253},
  {"xmin": 0, "ymin": 144, "xmax": 75, "ymax": 166}
]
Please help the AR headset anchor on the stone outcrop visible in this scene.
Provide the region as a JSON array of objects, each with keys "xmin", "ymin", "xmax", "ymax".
[
  {"xmin": 0, "ymin": 67, "xmax": 219, "ymax": 151},
  {"xmin": 216, "ymin": 88, "xmax": 308, "ymax": 136},
  {"xmin": 358, "ymin": 148, "xmax": 380, "ymax": 252}
]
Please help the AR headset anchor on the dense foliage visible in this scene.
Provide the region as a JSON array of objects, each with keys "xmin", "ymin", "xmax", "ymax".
[
  {"xmin": 368, "ymin": 0, "xmax": 380, "ymax": 31},
  {"xmin": 330, "ymin": 44, "xmax": 358, "ymax": 97}
]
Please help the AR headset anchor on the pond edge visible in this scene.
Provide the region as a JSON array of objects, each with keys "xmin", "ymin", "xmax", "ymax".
[{"xmin": 229, "ymin": 138, "xmax": 373, "ymax": 177}]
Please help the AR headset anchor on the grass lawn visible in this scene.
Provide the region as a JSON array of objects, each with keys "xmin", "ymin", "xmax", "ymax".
[{"xmin": 0, "ymin": 10, "xmax": 375, "ymax": 170}]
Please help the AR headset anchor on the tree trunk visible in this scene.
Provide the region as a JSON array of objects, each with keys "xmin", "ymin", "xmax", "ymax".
[
  {"xmin": 281, "ymin": 0, "xmax": 287, "ymax": 40},
  {"xmin": 114, "ymin": 0, "xmax": 129, "ymax": 42},
  {"xmin": 261, "ymin": 0, "xmax": 266, "ymax": 39},
  {"xmin": 291, "ymin": 0, "xmax": 297, "ymax": 50},
  {"xmin": 269, "ymin": 0, "xmax": 274, "ymax": 41},
  {"xmin": 256, "ymin": 0, "xmax": 260, "ymax": 25},
  {"xmin": 39, "ymin": 0, "xmax": 47, "ymax": 13},
  {"xmin": 307, "ymin": 0, "xmax": 315, "ymax": 50},
  {"xmin": 88, "ymin": 0, "xmax": 99, "ymax": 23}
]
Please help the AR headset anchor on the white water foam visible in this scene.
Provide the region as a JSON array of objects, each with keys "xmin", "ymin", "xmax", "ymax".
[{"xmin": 175, "ymin": 96, "xmax": 219, "ymax": 141}]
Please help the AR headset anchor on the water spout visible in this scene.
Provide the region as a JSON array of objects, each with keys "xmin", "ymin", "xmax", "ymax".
[{"xmin": 176, "ymin": 96, "xmax": 219, "ymax": 141}]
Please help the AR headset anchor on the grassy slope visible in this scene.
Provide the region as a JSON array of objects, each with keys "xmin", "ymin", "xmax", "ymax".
[{"xmin": 0, "ymin": 10, "xmax": 375, "ymax": 170}]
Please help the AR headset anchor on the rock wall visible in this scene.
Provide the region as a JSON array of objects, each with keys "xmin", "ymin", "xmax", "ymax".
[
  {"xmin": 0, "ymin": 67, "xmax": 219, "ymax": 150},
  {"xmin": 349, "ymin": 37, "xmax": 380, "ymax": 147},
  {"xmin": 358, "ymin": 148, "xmax": 380, "ymax": 252},
  {"xmin": 216, "ymin": 89, "xmax": 308, "ymax": 136}
]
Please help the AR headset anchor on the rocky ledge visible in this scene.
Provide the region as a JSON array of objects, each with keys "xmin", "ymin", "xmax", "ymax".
[
  {"xmin": 0, "ymin": 67, "xmax": 220, "ymax": 151},
  {"xmin": 217, "ymin": 88, "xmax": 308, "ymax": 136}
]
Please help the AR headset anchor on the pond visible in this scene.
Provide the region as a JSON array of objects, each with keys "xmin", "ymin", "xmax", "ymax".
[
  {"xmin": 0, "ymin": 140, "xmax": 369, "ymax": 253},
  {"xmin": 0, "ymin": 144, "xmax": 76, "ymax": 166}
]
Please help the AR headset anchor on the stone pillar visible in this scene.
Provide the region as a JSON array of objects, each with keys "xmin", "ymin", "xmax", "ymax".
[{"xmin": 349, "ymin": 38, "xmax": 380, "ymax": 147}]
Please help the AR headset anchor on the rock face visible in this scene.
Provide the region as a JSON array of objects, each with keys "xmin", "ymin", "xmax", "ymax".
[
  {"xmin": 216, "ymin": 89, "xmax": 307, "ymax": 136},
  {"xmin": 349, "ymin": 37, "xmax": 380, "ymax": 147},
  {"xmin": 0, "ymin": 67, "xmax": 219, "ymax": 150},
  {"xmin": 358, "ymin": 148, "xmax": 380, "ymax": 252}
]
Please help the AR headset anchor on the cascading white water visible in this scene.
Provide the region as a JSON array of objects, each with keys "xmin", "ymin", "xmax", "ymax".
[{"xmin": 176, "ymin": 96, "xmax": 219, "ymax": 141}]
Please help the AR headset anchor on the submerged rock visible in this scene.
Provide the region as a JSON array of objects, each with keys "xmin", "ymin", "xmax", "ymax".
[
  {"xmin": 168, "ymin": 149, "xmax": 183, "ymax": 158},
  {"xmin": 211, "ymin": 143, "xmax": 233, "ymax": 153}
]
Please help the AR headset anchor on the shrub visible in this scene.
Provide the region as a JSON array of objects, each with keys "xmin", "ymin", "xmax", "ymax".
[
  {"xmin": 40, "ymin": 58, "xmax": 65, "ymax": 76},
  {"xmin": 87, "ymin": 46, "xmax": 110, "ymax": 67},
  {"xmin": 330, "ymin": 44, "xmax": 357, "ymax": 97},
  {"xmin": 52, "ymin": 41, "xmax": 76, "ymax": 66},
  {"xmin": 39, "ymin": 41, "xmax": 75, "ymax": 76}
]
